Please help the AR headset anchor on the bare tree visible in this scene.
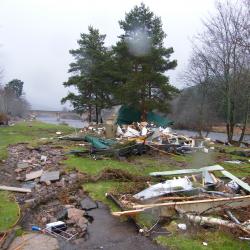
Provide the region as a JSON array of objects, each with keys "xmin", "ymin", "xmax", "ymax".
[{"xmin": 185, "ymin": 0, "xmax": 250, "ymax": 143}]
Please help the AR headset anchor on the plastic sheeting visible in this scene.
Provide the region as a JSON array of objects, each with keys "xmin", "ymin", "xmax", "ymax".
[{"xmin": 116, "ymin": 105, "xmax": 173, "ymax": 127}]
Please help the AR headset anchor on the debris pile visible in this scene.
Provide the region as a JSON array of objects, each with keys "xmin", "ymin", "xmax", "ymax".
[
  {"xmin": 0, "ymin": 143, "xmax": 95, "ymax": 242},
  {"xmin": 61, "ymin": 122, "xmax": 212, "ymax": 157},
  {"xmin": 110, "ymin": 165, "xmax": 250, "ymax": 239}
]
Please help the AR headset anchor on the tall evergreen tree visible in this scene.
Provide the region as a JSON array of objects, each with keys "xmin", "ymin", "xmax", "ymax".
[
  {"xmin": 5, "ymin": 79, "xmax": 24, "ymax": 97},
  {"xmin": 113, "ymin": 3, "xmax": 178, "ymax": 120},
  {"xmin": 62, "ymin": 26, "xmax": 112, "ymax": 123}
]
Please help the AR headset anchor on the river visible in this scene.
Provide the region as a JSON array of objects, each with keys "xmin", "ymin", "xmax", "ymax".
[{"xmin": 37, "ymin": 115, "xmax": 250, "ymax": 143}]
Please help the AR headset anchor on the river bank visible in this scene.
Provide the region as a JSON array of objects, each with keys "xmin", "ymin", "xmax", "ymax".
[{"xmin": 36, "ymin": 115, "xmax": 250, "ymax": 143}]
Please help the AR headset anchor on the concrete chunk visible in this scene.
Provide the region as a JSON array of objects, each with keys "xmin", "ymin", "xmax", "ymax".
[
  {"xmin": 40, "ymin": 171, "xmax": 60, "ymax": 182},
  {"xmin": 25, "ymin": 170, "xmax": 43, "ymax": 181},
  {"xmin": 17, "ymin": 162, "xmax": 29, "ymax": 169},
  {"xmin": 80, "ymin": 197, "xmax": 97, "ymax": 210}
]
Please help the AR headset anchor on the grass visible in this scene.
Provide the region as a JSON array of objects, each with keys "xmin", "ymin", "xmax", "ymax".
[
  {"xmin": 154, "ymin": 231, "xmax": 250, "ymax": 250},
  {"xmin": 83, "ymin": 181, "xmax": 123, "ymax": 212},
  {"xmin": 65, "ymin": 153, "xmax": 183, "ymax": 176},
  {"xmin": 0, "ymin": 121, "xmax": 74, "ymax": 160},
  {"xmin": 0, "ymin": 192, "xmax": 20, "ymax": 232}
]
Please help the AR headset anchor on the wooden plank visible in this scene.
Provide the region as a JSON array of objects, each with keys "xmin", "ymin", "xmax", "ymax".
[
  {"xmin": 112, "ymin": 209, "xmax": 144, "ymax": 216},
  {"xmin": 221, "ymin": 170, "xmax": 250, "ymax": 192},
  {"xmin": 113, "ymin": 195, "xmax": 250, "ymax": 217},
  {"xmin": 150, "ymin": 165, "xmax": 224, "ymax": 176},
  {"xmin": 0, "ymin": 185, "xmax": 31, "ymax": 193},
  {"xmin": 133, "ymin": 195, "xmax": 250, "ymax": 209}
]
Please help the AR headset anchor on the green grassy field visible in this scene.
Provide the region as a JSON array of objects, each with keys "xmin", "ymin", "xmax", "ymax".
[
  {"xmin": 0, "ymin": 192, "xmax": 20, "ymax": 232},
  {"xmin": 0, "ymin": 121, "xmax": 74, "ymax": 160}
]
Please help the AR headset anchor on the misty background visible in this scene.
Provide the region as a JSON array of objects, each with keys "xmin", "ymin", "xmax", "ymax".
[{"xmin": 0, "ymin": 0, "xmax": 215, "ymax": 110}]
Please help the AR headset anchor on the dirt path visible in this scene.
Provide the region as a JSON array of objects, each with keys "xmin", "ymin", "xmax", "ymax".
[{"xmin": 59, "ymin": 202, "xmax": 167, "ymax": 250}]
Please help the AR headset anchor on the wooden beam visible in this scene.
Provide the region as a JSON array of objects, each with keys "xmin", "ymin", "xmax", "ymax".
[
  {"xmin": 133, "ymin": 195, "xmax": 250, "ymax": 209},
  {"xmin": 0, "ymin": 185, "xmax": 31, "ymax": 193}
]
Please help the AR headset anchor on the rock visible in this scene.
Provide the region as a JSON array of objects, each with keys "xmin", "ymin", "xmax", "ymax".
[
  {"xmin": 17, "ymin": 162, "xmax": 29, "ymax": 169},
  {"xmin": 22, "ymin": 181, "xmax": 36, "ymax": 189},
  {"xmin": 50, "ymin": 217, "xmax": 57, "ymax": 223},
  {"xmin": 9, "ymin": 233, "xmax": 59, "ymax": 250},
  {"xmin": 64, "ymin": 204, "xmax": 74, "ymax": 209},
  {"xmin": 24, "ymin": 199, "xmax": 35, "ymax": 205},
  {"xmin": 66, "ymin": 219, "xmax": 75, "ymax": 226},
  {"xmin": 77, "ymin": 217, "xmax": 88, "ymax": 230},
  {"xmin": 15, "ymin": 168, "xmax": 24, "ymax": 173},
  {"xmin": 56, "ymin": 209, "xmax": 68, "ymax": 220},
  {"xmin": 55, "ymin": 178, "xmax": 65, "ymax": 187},
  {"xmin": 69, "ymin": 173, "xmax": 77, "ymax": 179},
  {"xmin": 67, "ymin": 208, "xmax": 85, "ymax": 221},
  {"xmin": 16, "ymin": 176, "xmax": 24, "ymax": 181},
  {"xmin": 45, "ymin": 181, "xmax": 51, "ymax": 186},
  {"xmin": 35, "ymin": 184, "xmax": 41, "ymax": 190},
  {"xmin": 40, "ymin": 171, "xmax": 60, "ymax": 182},
  {"xmin": 80, "ymin": 197, "xmax": 97, "ymax": 210},
  {"xmin": 41, "ymin": 217, "xmax": 48, "ymax": 223}
]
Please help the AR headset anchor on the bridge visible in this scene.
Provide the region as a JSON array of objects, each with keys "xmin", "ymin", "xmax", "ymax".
[{"xmin": 29, "ymin": 110, "xmax": 82, "ymax": 120}]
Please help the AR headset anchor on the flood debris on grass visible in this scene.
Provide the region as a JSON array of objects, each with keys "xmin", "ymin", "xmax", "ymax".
[{"xmin": 1, "ymin": 120, "xmax": 249, "ymax": 249}]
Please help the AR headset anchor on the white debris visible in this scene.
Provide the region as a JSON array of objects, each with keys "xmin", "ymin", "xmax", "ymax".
[
  {"xmin": 141, "ymin": 127, "xmax": 148, "ymax": 136},
  {"xmin": 224, "ymin": 160, "xmax": 242, "ymax": 164},
  {"xmin": 116, "ymin": 125, "xmax": 124, "ymax": 136},
  {"xmin": 134, "ymin": 177, "xmax": 193, "ymax": 200},
  {"xmin": 123, "ymin": 127, "xmax": 140, "ymax": 137},
  {"xmin": 177, "ymin": 223, "xmax": 187, "ymax": 230}
]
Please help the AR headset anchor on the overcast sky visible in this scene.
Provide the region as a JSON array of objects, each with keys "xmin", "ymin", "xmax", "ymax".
[{"xmin": 0, "ymin": 0, "xmax": 216, "ymax": 110}]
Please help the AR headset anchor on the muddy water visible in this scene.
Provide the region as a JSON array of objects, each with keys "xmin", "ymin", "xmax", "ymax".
[{"xmin": 59, "ymin": 202, "xmax": 166, "ymax": 250}]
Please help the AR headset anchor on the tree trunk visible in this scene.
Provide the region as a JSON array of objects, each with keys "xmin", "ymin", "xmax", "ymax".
[
  {"xmin": 88, "ymin": 105, "xmax": 92, "ymax": 123},
  {"xmin": 239, "ymin": 98, "xmax": 249, "ymax": 143},
  {"xmin": 95, "ymin": 105, "xmax": 99, "ymax": 124}
]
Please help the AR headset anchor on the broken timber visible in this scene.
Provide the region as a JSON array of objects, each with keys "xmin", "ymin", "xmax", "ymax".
[
  {"xmin": 0, "ymin": 185, "xmax": 31, "ymax": 193},
  {"xmin": 112, "ymin": 195, "xmax": 250, "ymax": 217},
  {"xmin": 150, "ymin": 165, "xmax": 224, "ymax": 176},
  {"xmin": 221, "ymin": 170, "xmax": 250, "ymax": 192},
  {"xmin": 177, "ymin": 209, "xmax": 250, "ymax": 235}
]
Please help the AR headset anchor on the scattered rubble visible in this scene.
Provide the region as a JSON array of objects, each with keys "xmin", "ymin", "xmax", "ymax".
[{"xmin": 110, "ymin": 164, "xmax": 250, "ymax": 239}]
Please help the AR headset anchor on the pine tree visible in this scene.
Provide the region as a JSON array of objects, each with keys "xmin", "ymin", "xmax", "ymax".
[
  {"xmin": 62, "ymin": 26, "xmax": 112, "ymax": 123},
  {"xmin": 113, "ymin": 3, "xmax": 178, "ymax": 120},
  {"xmin": 5, "ymin": 79, "xmax": 24, "ymax": 97}
]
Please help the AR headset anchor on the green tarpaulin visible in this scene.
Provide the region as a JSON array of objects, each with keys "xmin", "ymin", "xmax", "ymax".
[
  {"xmin": 84, "ymin": 135, "xmax": 116, "ymax": 149},
  {"xmin": 116, "ymin": 105, "xmax": 173, "ymax": 127}
]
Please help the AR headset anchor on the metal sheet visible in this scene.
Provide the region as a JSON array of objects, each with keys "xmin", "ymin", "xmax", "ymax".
[{"xmin": 133, "ymin": 177, "xmax": 193, "ymax": 200}]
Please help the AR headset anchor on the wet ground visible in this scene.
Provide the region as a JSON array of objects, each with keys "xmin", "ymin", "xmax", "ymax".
[{"xmin": 59, "ymin": 202, "xmax": 166, "ymax": 250}]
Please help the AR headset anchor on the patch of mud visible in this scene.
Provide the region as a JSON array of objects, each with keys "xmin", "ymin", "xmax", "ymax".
[{"xmin": 94, "ymin": 168, "xmax": 150, "ymax": 182}]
